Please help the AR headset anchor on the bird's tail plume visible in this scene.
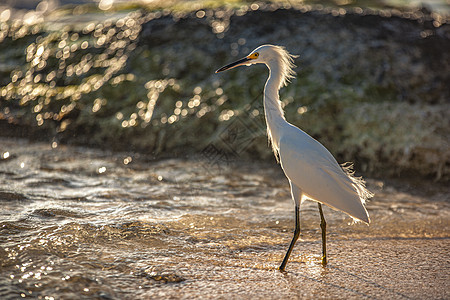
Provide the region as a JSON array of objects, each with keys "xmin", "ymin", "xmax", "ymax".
[{"xmin": 341, "ymin": 162, "xmax": 374, "ymax": 206}]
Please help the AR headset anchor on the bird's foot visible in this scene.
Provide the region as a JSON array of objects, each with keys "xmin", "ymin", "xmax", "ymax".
[{"xmin": 321, "ymin": 256, "xmax": 327, "ymax": 266}]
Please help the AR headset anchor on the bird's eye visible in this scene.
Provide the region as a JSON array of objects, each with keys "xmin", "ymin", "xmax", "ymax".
[{"xmin": 249, "ymin": 52, "xmax": 259, "ymax": 59}]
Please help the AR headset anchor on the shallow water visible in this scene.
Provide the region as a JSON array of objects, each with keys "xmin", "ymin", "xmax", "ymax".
[{"xmin": 0, "ymin": 137, "xmax": 448, "ymax": 299}]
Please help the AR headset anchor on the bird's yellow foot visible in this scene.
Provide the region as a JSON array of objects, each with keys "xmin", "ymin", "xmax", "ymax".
[{"xmin": 321, "ymin": 256, "xmax": 327, "ymax": 266}]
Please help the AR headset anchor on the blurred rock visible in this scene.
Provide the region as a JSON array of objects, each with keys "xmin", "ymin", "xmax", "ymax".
[{"xmin": 0, "ymin": 5, "xmax": 448, "ymax": 180}]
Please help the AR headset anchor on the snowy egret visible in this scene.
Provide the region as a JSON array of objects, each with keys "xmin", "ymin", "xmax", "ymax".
[{"xmin": 216, "ymin": 45, "xmax": 373, "ymax": 272}]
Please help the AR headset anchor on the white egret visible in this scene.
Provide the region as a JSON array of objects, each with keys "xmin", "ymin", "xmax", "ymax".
[{"xmin": 216, "ymin": 45, "xmax": 373, "ymax": 272}]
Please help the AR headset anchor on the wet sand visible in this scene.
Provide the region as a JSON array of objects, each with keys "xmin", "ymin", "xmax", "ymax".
[{"xmin": 0, "ymin": 137, "xmax": 449, "ymax": 299}]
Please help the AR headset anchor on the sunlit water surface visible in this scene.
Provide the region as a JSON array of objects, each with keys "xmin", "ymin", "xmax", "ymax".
[{"xmin": 0, "ymin": 138, "xmax": 448, "ymax": 299}]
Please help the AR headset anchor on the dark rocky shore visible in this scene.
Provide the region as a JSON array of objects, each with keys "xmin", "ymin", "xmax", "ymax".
[{"xmin": 0, "ymin": 4, "xmax": 449, "ymax": 179}]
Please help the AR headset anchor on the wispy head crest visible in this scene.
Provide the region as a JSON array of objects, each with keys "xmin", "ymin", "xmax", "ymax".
[{"xmin": 269, "ymin": 45, "xmax": 298, "ymax": 88}]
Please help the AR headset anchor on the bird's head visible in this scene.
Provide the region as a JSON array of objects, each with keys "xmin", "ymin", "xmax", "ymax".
[
  {"xmin": 215, "ymin": 44, "xmax": 297, "ymax": 87},
  {"xmin": 215, "ymin": 45, "xmax": 273, "ymax": 73}
]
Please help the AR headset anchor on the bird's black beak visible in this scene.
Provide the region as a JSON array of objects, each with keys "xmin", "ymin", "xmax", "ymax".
[{"xmin": 215, "ymin": 57, "xmax": 252, "ymax": 73}]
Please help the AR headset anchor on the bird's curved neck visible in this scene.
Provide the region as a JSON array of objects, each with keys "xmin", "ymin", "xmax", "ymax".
[
  {"xmin": 264, "ymin": 62, "xmax": 286, "ymax": 120},
  {"xmin": 264, "ymin": 61, "xmax": 287, "ymax": 153}
]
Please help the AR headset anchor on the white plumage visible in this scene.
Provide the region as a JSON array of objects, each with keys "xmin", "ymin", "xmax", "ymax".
[
  {"xmin": 279, "ymin": 124, "xmax": 371, "ymax": 223},
  {"xmin": 216, "ymin": 44, "xmax": 373, "ymax": 271}
]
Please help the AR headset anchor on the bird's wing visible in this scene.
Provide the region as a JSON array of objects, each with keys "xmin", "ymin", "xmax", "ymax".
[{"xmin": 279, "ymin": 125, "xmax": 369, "ymax": 223}]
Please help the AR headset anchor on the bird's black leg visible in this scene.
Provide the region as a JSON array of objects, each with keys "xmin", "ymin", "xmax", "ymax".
[
  {"xmin": 279, "ymin": 204, "xmax": 300, "ymax": 272},
  {"xmin": 318, "ymin": 203, "xmax": 327, "ymax": 266}
]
